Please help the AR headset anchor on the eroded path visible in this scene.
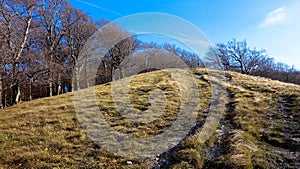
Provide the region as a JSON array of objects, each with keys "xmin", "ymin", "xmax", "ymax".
[{"xmin": 155, "ymin": 69, "xmax": 300, "ymax": 169}]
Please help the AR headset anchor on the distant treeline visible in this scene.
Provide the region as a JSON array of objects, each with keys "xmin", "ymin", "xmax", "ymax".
[
  {"xmin": 0, "ymin": 0, "xmax": 298, "ymax": 108},
  {"xmin": 206, "ymin": 39, "xmax": 300, "ymax": 85}
]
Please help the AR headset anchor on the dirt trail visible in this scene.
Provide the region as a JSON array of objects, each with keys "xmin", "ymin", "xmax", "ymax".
[
  {"xmin": 154, "ymin": 72, "xmax": 228, "ymax": 168},
  {"xmin": 203, "ymin": 89, "xmax": 237, "ymax": 168},
  {"xmin": 265, "ymin": 95, "xmax": 300, "ymax": 168},
  {"xmin": 154, "ymin": 71, "xmax": 300, "ymax": 168}
]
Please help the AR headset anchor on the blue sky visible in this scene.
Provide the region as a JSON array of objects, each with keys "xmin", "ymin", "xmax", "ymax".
[{"xmin": 69, "ymin": 0, "xmax": 300, "ymax": 69}]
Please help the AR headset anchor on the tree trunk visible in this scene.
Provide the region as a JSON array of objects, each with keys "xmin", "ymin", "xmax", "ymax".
[
  {"xmin": 84, "ymin": 59, "xmax": 89, "ymax": 88},
  {"xmin": 11, "ymin": 62, "xmax": 21, "ymax": 105},
  {"xmin": 15, "ymin": 84, "xmax": 21, "ymax": 104},
  {"xmin": 49, "ymin": 80, "xmax": 53, "ymax": 97},
  {"xmin": 103, "ymin": 60, "xmax": 108, "ymax": 83},
  {"xmin": 15, "ymin": 9, "xmax": 32, "ymax": 62},
  {"xmin": 0, "ymin": 75, "xmax": 3, "ymax": 109},
  {"xmin": 12, "ymin": 81, "xmax": 21, "ymax": 105},
  {"xmin": 29, "ymin": 78, "xmax": 33, "ymax": 101},
  {"xmin": 76, "ymin": 78, "xmax": 80, "ymax": 90},
  {"xmin": 9, "ymin": 8, "xmax": 33, "ymax": 105},
  {"xmin": 57, "ymin": 73, "xmax": 62, "ymax": 95},
  {"xmin": 72, "ymin": 66, "xmax": 80, "ymax": 91},
  {"xmin": 3, "ymin": 89, "xmax": 6, "ymax": 108}
]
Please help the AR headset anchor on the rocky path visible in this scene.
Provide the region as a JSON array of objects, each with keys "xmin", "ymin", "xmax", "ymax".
[
  {"xmin": 266, "ymin": 94, "xmax": 300, "ymax": 168},
  {"xmin": 203, "ymin": 89, "xmax": 237, "ymax": 168}
]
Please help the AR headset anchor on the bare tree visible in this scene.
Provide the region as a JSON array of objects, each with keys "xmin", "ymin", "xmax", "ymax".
[
  {"xmin": 143, "ymin": 42, "xmax": 203, "ymax": 69},
  {"xmin": 206, "ymin": 39, "xmax": 266, "ymax": 74},
  {"xmin": 244, "ymin": 48, "xmax": 267, "ymax": 74},
  {"xmin": 0, "ymin": 0, "xmax": 36, "ymax": 104},
  {"xmin": 206, "ymin": 43, "xmax": 231, "ymax": 70},
  {"xmin": 62, "ymin": 5, "xmax": 97, "ymax": 91},
  {"xmin": 36, "ymin": 0, "xmax": 67, "ymax": 96},
  {"xmin": 92, "ymin": 23, "xmax": 139, "ymax": 84}
]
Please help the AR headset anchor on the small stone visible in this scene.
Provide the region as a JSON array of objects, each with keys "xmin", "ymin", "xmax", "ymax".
[
  {"xmin": 155, "ymin": 158, "xmax": 159, "ymax": 161},
  {"xmin": 127, "ymin": 161, "xmax": 133, "ymax": 165},
  {"xmin": 216, "ymin": 129, "xmax": 222, "ymax": 133},
  {"xmin": 291, "ymin": 138, "xmax": 300, "ymax": 143}
]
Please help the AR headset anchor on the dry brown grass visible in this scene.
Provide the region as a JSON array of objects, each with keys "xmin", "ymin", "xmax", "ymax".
[{"xmin": 0, "ymin": 68, "xmax": 299, "ymax": 168}]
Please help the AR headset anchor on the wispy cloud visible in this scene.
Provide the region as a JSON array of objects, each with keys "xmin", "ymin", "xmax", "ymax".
[
  {"xmin": 259, "ymin": 7, "xmax": 286, "ymax": 28},
  {"xmin": 76, "ymin": 0, "xmax": 122, "ymax": 16}
]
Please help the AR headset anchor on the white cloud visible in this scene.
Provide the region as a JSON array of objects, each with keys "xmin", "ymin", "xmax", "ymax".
[{"xmin": 259, "ymin": 7, "xmax": 286, "ymax": 28}]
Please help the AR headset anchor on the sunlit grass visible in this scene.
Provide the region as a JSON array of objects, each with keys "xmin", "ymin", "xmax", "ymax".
[{"xmin": 0, "ymin": 68, "xmax": 299, "ymax": 168}]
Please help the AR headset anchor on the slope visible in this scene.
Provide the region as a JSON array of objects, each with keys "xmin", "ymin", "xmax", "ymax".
[{"xmin": 0, "ymin": 68, "xmax": 299, "ymax": 169}]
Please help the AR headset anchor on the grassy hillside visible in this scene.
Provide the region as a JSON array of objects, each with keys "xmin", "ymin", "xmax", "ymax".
[{"xmin": 0, "ymin": 68, "xmax": 299, "ymax": 168}]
